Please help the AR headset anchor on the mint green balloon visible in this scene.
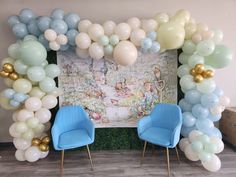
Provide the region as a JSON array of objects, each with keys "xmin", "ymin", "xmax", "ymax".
[
  {"xmin": 23, "ymin": 35, "xmax": 37, "ymax": 42},
  {"xmin": 14, "ymin": 60, "xmax": 28, "ymax": 74},
  {"xmin": 180, "ymin": 75, "xmax": 196, "ymax": 91},
  {"xmin": 196, "ymin": 40, "xmax": 215, "ymax": 56},
  {"xmin": 204, "ymin": 143, "xmax": 217, "ymax": 153},
  {"xmin": 205, "ymin": 44, "xmax": 233, "ymax": 68},
  {"xmin": 99, "ymin": 35, "xmax": 109, "ymax": 46},
  {"xmin": 182, "ymin": 40, "xmax": 196, "ymax": 54},
  {"xmin": 19, "ymin": 40, "xmax": 47, "ymax": 66},
  {"xmin": 8, "ymin": 43, "xmax": 20, "ymax": 59},
  {"xmin": 45, "ymin": 64, "xmax": 60, "ymax": 78},
  {"xmin": 179, "ymin": 52, "xmax": 191, "ymax": 64},
  {"xmin": 188, "ymin": 54, "xmax": 204, "ymax": 68},
  {"xmin": 198, "ymin": 134, "xmax": 210, "ymax": 144},
  {"xmin": 27, "ymin": 66, "xmax": 46, "ymax": 82},
  {"xmin": 104, "ymin": 44, "xmax": 113, "ymax": 55},
  {"xmin": 191, "ymin": 140, "xmax": 203, "ymax": 152},
  {"xmin": 197, "ymin": 79, "xmax": 216, "ymax": 93},
  {"xmin": 177, "ymin": 64, "xmax": 190, "ymax": 78},
  {"xmin": 109, "ymin": 35, "xmax": 119, "ymax": 46},
  {"xmin": 199, "ymin": 151, "xmax": 212, "ymax": 162},
  {"xmin": 39, "ymin": 77, "xmax": 56, "ymax": 92}
]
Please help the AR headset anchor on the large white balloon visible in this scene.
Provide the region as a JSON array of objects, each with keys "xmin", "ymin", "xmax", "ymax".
[
  {"xmin": 42, "ymin": 95, "xmax": 58, "ymax": 109},
  {"xmin": 75, "ymin": 32, "xmax": 91, "ymax": 49},
  {"xmin": 88, "ymin": 42, "xmax": 104, "ymax": 60},
  {"xmin": 25, "ymin": 146, "xmax": 41, "ymax": 162},
  {"xmin": 103, "ymin": 21, "xmax": 116, "ymax": 36},
  {"xmin": 202, "ymin": 154, "xmax": 221, "ymax": 172},
  {"xmin": 35, "ymin": 108, "xmax": 52, "ymax": 123},
  {"xmin": 88, "ymin": 24, "xmax": 104, "ymax": 41},
  {"xmin": 184, "ymin": 144, "xmax": 200, "ymax": 161},
  {"xmin": 15, "ymin": 150, "xmax": 26, "ymax": 161},
  {"xmin": 130, "ymin": 29, "xmax": 146, "ymax": 46},
  {"xmin": 114, "ymin": 23, "xmax": 131, "ymax": 40},
  {"xmin": 13, "ymin": 137, "xmax": 31, "ymax": 150},
  {"xmin": 113, "ymin": 41, "xmax": 137, "ymax": 66}
]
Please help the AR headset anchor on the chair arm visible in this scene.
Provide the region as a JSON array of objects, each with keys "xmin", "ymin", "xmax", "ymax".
[
  {"xmin": 137, "ymin": 116, "xmax": 152, "ymax": 136},
  {"xmin": 170, "ymin": 122, "xmax": 182, "ymax": 147},
  {"xmin": 82, "ymin": 118, "xmax": 95, "ymax": 141},
  {"xmin": 51, "ymin": 125, "xmax": 62, "ymax": 150}
]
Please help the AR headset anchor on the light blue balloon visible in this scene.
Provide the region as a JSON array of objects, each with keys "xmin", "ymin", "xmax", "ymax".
[
  {"xmin": 196, "ymin": 118, "xmax": 214, "ymax": 133},
  {"xmin": 192, "ymin": 104, "xmax": 209, "ymax": 119},
  {"xmin": 185, "ymin": 90, "xmax": 202, "ymax": 104},
  {"xmin": 213, "ymin": 86, "xmax": 224, "ymax": 97},
  {"xmin": 207, "ymin": 113, "xmax": 221, "ymax": 122},
  {"xmin": 13, "ymin": 93, "xmax": 28, "ymax": 102},
  {"xmin": 12, "ymin": 23, "xmax": 28, "ymax": 39},
  {"xmin": 51, "ymin": 8, "xmax": 64, "ymax": 20},
  {"xmin": 38, "ymin": 34, "xmax": 50, "ymax": 50},
  {"xmin": 205, "ymin": 127, "xmax": 222, "ymax": 139},
  {"xmin": 201, "ymin": 93, "xmax": 219, "ymax": 108},
  {"xmin": 37, "ymin": 16, "xmax": 51, "ymax": 32},
  {"xmin": 19, "ymin": 8, "xmax": 37, "ymax": 24},
  {"xmin": 150, "ymin": 41, "xmax": 160, "ymax": 53},
  {"xmin": 27, "ymin": 19, "xmax": 41, "ymax": 36},
  {"xmin": 10, "ymin": 100, "xmax": 20, "ymax": 107},
  {"xmin": 147, "ymin": 31, "xmax": 157, "ymax": 41},
  {"xmin": 8, "ymin": 15, "xmax": 20, "ymax": 27},
  {"xmin": 182, "ymin": 112, "xmax": 197, "ymax": 127},
  {"xmin": 181, "ymin": 126, "xmax": 196, "ymax": 137},
  {"xmin": 3, "ymin": 89, "xmax": 15, "ymax": 99},
  {"xmin": 179, "ymin": 99, "xmax": 193, "ymax": 112},
  {"xmin": 109, "ymin": 35, "xmax": 119, "ymax": 46},
  {"xmin": 50, "ymin": 19, "xmax": 68, "ymax": 34},
  {"xmin": 141, "ymin": 38, "xmax": 152, "ymax": 49},
  {"xmin": 60, "ymin": 44, "xmax": 69, "ymax": 51},
  {"xmin": 66, "ymin": 29, "xmax": 78, "ymax": 46},
  {"xmin": 64, "ymin": 13, "xmax": 80, "ymax": 29}
]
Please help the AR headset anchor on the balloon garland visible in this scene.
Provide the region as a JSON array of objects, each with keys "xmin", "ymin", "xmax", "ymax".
[{"xmin": 1, "ymin": 8, "xmax": 233, "ymax": 172}]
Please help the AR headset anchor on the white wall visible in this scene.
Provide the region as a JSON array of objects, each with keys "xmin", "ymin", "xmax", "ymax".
[{"xmin": 0, "ymin": 0, "xmax": 235, "ymax": 142}]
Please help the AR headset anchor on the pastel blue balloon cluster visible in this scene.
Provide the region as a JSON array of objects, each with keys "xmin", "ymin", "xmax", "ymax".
[
  {"xmin": 3, "ymin": 88, "xmax": 29, "ymax": 107},
  {"xmin": 141, "ymin": 31, "xmax": 160, "ymax": 53},
  {"xmin": 8, "ymin": 8, "xmax": 80, "ymax": 50},
  {"xmin": 179, "ymin": 86, "xmax": 224, "ymax": 139}
]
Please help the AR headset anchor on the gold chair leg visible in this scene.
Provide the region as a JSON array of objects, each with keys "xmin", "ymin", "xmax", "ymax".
[
  {"xmin": 140, "ymin": 141, "xmax": 147, "ymax": 166},
  {"xmin": 60, "ymin": 150, "xmax": 64, "ymax": 175},
  {"xmin": 86, "ymin": 145, "xmax": 94, "ymax": 170},
  {"xmin": 175, "ymin": 147, "xmax": 180, "ymax": 163},
  {"xmin": 166, "ymin": 148, "xmax": 170, "ymax": 177}
]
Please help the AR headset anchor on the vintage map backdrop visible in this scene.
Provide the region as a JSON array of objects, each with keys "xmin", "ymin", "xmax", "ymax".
[{"xmin": 57, "ymin": 49, "xmax": 178, "ymax": 127}]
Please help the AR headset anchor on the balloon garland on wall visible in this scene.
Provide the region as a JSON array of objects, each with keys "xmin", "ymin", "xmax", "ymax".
[{"xmin": 0, "ymin": 8, "xmax": 233, "ymax": 171}]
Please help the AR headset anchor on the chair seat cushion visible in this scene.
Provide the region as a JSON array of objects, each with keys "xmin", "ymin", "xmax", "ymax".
[
  {"xmin": 139, "ymin": 127, "xmax": 172, "ymax": 147},
  {"xmin": 59, "ymin": 129, "xmax": 93, "ymax": 150}
]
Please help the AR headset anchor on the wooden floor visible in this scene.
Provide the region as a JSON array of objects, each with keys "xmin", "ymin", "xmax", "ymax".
[{"xmin": 0, "ymin": 145, "xmax": 236, "ymax": 177}]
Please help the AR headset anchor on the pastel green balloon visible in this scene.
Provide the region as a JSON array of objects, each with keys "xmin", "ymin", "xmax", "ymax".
[
  {"xmin": 109, "ymin": 35, "xmax": 119, "ymax": 46},
  {"xmin": 177, "ymin": 64, "xmax": 190, "ymax": 78},
  {"xmin": 29, "ymin": 87, "xmax": 46, "ymax": 98},
  {"xmin": 191, "ymin": 140, "xmax": 203, "ymax": 152},
  {"xmin": 45, "ymin": 64, "xmax": 60, "ymax": 78},
  {"xmin": 204, "ymin": 143, "xmax": 217, "ymax": 153},
  {"xmin": 179, "ymin": 52, "xmax": 191, "ymax": 64},
  {"xmin": 205, "ymin": 44, "xmax": 233, "ymax": 68},
  {"xmin": 33, "ymin": 123, "xmax": 45, "ymax": 134},
  {"xmin": 182, "ymin": 40, "xmax": 196, "ymax": 54},
  {"xmin": 8, "ymin": 43, "xmax": 20, "ymax": 59},
  {"xmin": 198, "ymin": 135, "xmax": 210, "ymax": 144},
  {"xmin": 196, "ymin": 40, "xmax": 215, "ymax": 56},
  {"xmin": 19, "ymin": 40, "xmax": 47, "ymax": 66},
  {"xmin": 99, "ymin": 35, "xmax": 109, "ymax": 46},
  {"xmin": 180, "ymin": 75, "xmax": 196, "ymax": 91},
  {"xmin": 23, "ymin": 35, "xmax": 37, "ymax": 42},
  {"xmin": 197, "ymin": 79, "xmax": 216, "ymax": 93},
  {"xmin": 104, "ymin": 44, "xmax": 113, "ymax": 55},
  {"xmin": 22, "ymin": 129, "xmax": 34, "ymax": 140},
  {"xmin": 14, "ymin": 60, "xmax": 28, "ymax": 74},
  {"xmin": 27, "ymin": 66, "xmax": 46, "ymax": 82},
  {"xmin": 188, "ymin": 54, "xmax": 204, "ymax": 68},
  {"xmin": 13, "ymin": 78, "xmax": 32, "ymax": 94},
  {"xmin": 26, "ymin": 117, "xmax": 39, "ymax": 128},
  {"xmin": 39, "ymin": 77, "xmax": 56, "ymax": 92},
  {"xmin": 199, "ymin": 151, "xmax": 212, "ymax": 162}
]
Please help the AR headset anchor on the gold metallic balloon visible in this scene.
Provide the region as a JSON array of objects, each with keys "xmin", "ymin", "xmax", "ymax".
[
  {"xmin": 32, "ymin": 138, "xmax": 41, "ymax": 146},
  {"xmin": 42, "ymin": 136, "xmax": 50, "ymax": 145},
  {"xmin": 194, "ymin": 64, "xmax": 205, "ymax": 74},
  {"xmin": 0, "ymin": 70, "xmax": 9, "ymax": 77},
  {"xmin": 9, "ymin": 72, "xmax": 19, "ymax": 80},
  {"xmin": 203, "ymin": 70, "xmax": 214, "ymax": 78},
  {"xmin": 194, "ymin": 74, "xmax": 203, "ymax": 83},
  {"xmin": 3, "ymin": 63, "xmax": 14, "ymax": 73},
  {"xmin": 39, "ymin": 143, "xmax": 49, "ymax": 152},
  {"xmin": 190, "ymin": 68, "xmax": 197, "ymax": 76}
]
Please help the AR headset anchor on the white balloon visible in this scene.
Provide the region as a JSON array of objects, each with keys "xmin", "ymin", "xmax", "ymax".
[
  {"xmin": 179, "ymin": 138, "xmax": 190, "ymax": 152},
  {"xmin": 219, "ymin": 96, "xmax": 230, "ymax": 107},
  {"xmin": 184, "ymin": 144, "xmax": 200, "ymax": 161},
  {"xmin": 40, "ymin": 151, "xmax": 49, "ymax": 159},
  {"xmin": 78, "ymin": 20, "xmax": 92, "ymax": 33},
  {"xmin": 127, "ymin": 17, "xmax": 141, "ymax": 30},
  {"xmin": 15, "ymin": 150, "xmax": 26, "ymax": 161},
  {"xmin": 25, "ymin": 146, "xmax": 41, "ymax": 162},
  {"xmin": 21, "ymin": 129, "xmax": 34, "ymax": 140},
  {"xmin": 210, "ymin": 106, "xmax": 223, "ymax": 115},
  {"xmin": 141, "ymin": 19, "xmax": 158, "ymax": 32},
  {"xmin": 210, "ymin": 137, "xmax": 224, "ymax": 154},
  {"xmin": 113, "ymin": 41, "xmax": 138, "ymax": 66},
  {"xmin": 15, "ymin": 122, "xmax": 28, "ymax": 133},
  {"xmin": 88, "ymin": 24, "xmax": 104, "ymax": 41},
  {"xmin": 25, "ymin": 97, "xmax": 42, "ymax": 112},
  {"xmin": 56, "ymin": 34, "xmax": 68, "ymax": 45},
  {"xmin": 114, "ymin": 23, "xmax": 131, "ymax": 40},
  {"xmin": 9, "ymin": 123, "xmax": 21, "ymax": 138},
  {"xmin": 103, "ymin": 21, "xmax": 116, "ymax": 36},
  {"xmin": 88, "ymin": 42, "xmax": 104, "ymax": 60},
  {"xmin": 26, "ymin": 117, "xmax": 40, "ymax": 128},
  {"xmin": 13, "ymin": 137, "xmax": 31, "ymax": 150},
  {"xmin": 49, "ymin": 41, "xmax": 60, "ymax": 51},
  {"xmin": 154, "ymin": 12, "xmax": 169, "ymax": 24},
  {"xmin": 202, "ymin": 154, "xmax": 221, "ymax": 172},
  {"xmin": 130, "ymin": 29, "xmax": 146, "ymax": 46},
  {"xmin": 17, "ymin": 109, "xmax": 34, "ymax": 122},
  {"xmin": 189, "ymin": 130, "xmax": 203, "ymax": 142},
  {"xmin": 35, "ymin": 108, "xmax": 52, "ymax": 123},
  {"xmin": 42, "ymin": 95, "xmax": 58, "ymax": 109},
  {"xmin": 44, "ymin": 29, "xmax": 57, "ymax": 41},
  {"xmin": 76, "ymin": 48, "xmax": 89, "ymax": 59},
  {"xmin": 75, "ymin": 32, "xmax": 91, "ymax": 49}
]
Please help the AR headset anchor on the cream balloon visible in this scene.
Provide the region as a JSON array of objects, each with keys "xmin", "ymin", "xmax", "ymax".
[
  {"xmin": 130, "ymin": 29, "xmax": 146, "ymax": 46},
  {"xmin": 15, "ymin": 122, "xmax": 28, "ymax": 133},
  {"xmin": 56, "ymin": 34, "xmax": 68, "ymax": 45},
  {"xmin": 78, "ymin": 19, "xmax": 92, "ymax": 33},
  {"xmin": 103, "ymin": 21, "xmax": 116, "ymax": 36},
  {"xmin": 15, "ymin": 150, "xmax": 26, "ymax": 161},
  {"xmin": 75, "ymin": 32, "xmax": 91, "ymax": 49},
  {"xmin": 13, "ymin": 137, "xmax": 31, "ymax": 150},
  {"xmin": 157, "ymin": 22, "xmax": 185, "ymax": 49},
  {"xmin": 42, "ymin": 95, "xmax": 58, "ymax": 109},
  {"xmin": 25, "ymin": 97, "xmax": 42, "ymax": 111},
  {"xmin": 197, "ymin": 23, "xmax": 209, "ymax": 32},
  {"xmin": 127, "ymin": 17, "xmax": 141, "ymax": 30},
  {"xmin": 49, "ymin": 41, "xmax": 60, "ymax": 51},
  {"xmin": 175, "ymin": 9, "xmax": 191, "ymax": 23},
  {"xmin": 17, "ymin": 109, "xmax": 34, "ymax": 122},
  {"xmin": 48, "ymin": 87, "xmax": 63, "ymax": 97},
  {"xmin": 76, "ymin": 47, "xmax": 89, "ymax": 59},
  {"xmin": 88, "ymin": 42, "xmax": 104, "ymax": 60},
  {"xmin": 141, "ymin": 19, "xmax": 158, "ymax": 32},
  {"xmin": 13, "ymin": 79, "xmax": 32, "ymax": 94},
  {"xmin": 33, "ymin": 123, "xmax": 45, "ymax": 134},
  {"xmin": 12, "ymin": 111, "xmax": 19, "ymax": 121},
  {"xmin": 26, "ymin": 117, "xmax": 39, "ymax": 128},
  {"xmin": 35, "ymin": 108, "xmax": 51, "ymax": 123},
  {"xmin": 185, "ymin": 23, "xmax": 197, "ymax": 39},
  {"xmin": 113, "ymin": 41, "xmax": 138, "ymax": 66},
  {"xmin": 184, "ymin": 144, "xmax": 200, "ymax": 161},
  {"xmin": 29, "ymin": 87, "xmax": 46, "ymax": 99},
  {"xmin": 179, "ymin": 138, "xmax": 190, "ymax": 152},
  {"xmin": 9, "ymin": 123, "xmax": 21, "ymax": 138},
  {"xmin": 114, "ymin": 23, "xmax": 131, "ymax": 40},
  {"xmin": 154, "ymin": 12, "xmax": 169, "ymax": 24},
  {"xmin": 88, "ymin": 24, "xmax": 104, "ymax": 41},
  {"xmin": 22, "ymin": 129, "xmax": 34, "ymax": 140},
  {"xmin": 44, "ymin": 29, "xmax": 57, "ymax": 41},
  {"xmin": 25, "ymin": 146, "xmax": 41, "ymax": 162}
]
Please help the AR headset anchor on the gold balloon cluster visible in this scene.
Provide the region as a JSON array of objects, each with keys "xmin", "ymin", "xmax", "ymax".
[
  {"xmin": 32, "ymin": 136, "xmax": 50, "ymax": 152},
  {"xmin": 190, "ymin": 64, "xmax": 214, "ymax": 83},
  {"xmin": 0, "ymin": 63, "xmax": 19, "ymax": 80}
]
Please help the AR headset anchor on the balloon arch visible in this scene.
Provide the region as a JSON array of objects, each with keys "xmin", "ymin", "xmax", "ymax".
[{"xmin": 0, "ymin": 8, "xmax": 233, "ymax": 172}]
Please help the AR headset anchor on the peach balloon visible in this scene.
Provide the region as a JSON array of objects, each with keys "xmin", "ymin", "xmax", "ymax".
[
  {"xmin": 88, "ymin": 24, "xmax": 104, "ymax": 42},
  {"xmin": 114, "ymin": 23, "xmax": 131, "ymax": 40},
  {"xmin": 25, "ymin": 97, "xmax": 42, "ymax": 111},
  {"xmin": 78, "ymin": 20, "xmax": 92, "ymax": 33},
  {"xmin": 103, "ymin": 21, "xmax": 116, "ymax": 36}
]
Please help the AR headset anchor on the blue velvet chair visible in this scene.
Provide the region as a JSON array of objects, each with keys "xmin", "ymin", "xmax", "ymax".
[
  {"xmin": 51, "ymin": 105, "xmax": 95, "ymax": 171},
  {"xmin": 137, "ymin": 103, "xmax": 182, "ymax": 177}
]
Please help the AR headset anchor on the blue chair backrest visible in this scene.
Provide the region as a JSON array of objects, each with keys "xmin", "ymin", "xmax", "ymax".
[{"xmin": 150, "ymin": 104, "xmax": 182, "ymax": 131}]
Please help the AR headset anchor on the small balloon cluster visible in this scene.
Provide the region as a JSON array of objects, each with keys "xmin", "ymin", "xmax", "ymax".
[
  {"xmin": 190, "ymin": 64, "xmax": 214, "ymax": 83},
  {"xmin": 0, "ymin": 63, "xmax": 19, "ymax": 80},
  {"xmin": 0, "ymin": 35, "xmax": 62, "ymax": 162},
  {"xmin": 141, "ymin": 31, "xmax": 160, "ymax": 53},
  {"xmin": 31, "ymin": 136, "xmax": 50, "ymax": 152},
  {"xmin": 179, "ymin": 130, "xmax": 224, "ymax": 172}
]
